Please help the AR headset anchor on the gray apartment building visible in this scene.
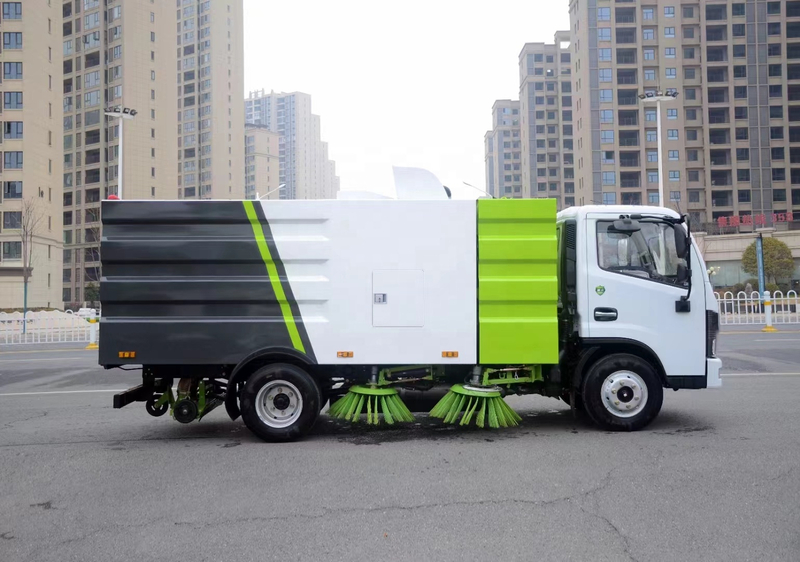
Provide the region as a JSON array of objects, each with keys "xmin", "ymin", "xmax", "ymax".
[
  {"xmin": 245, "ymin": 90, "xmax": 339, "ymax": 200},
  {"xmin": 570, "ymin": 0, "xmax": 800, "ymax": 230},
  {"xmin": 484, "ymin": 100, "xmax": 521, "ymax": 198}
]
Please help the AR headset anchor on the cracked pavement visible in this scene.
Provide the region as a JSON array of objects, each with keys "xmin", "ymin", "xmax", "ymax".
[{"xmin": 1, "ymin": 337, "xmax": 799, "ymax": 561}]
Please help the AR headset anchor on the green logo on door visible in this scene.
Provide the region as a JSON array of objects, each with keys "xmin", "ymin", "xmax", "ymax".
[{"xmin": 595, "ymin": 285, "xmax": 606, "ymax": 296}]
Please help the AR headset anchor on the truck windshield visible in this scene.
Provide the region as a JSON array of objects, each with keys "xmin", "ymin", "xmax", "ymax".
[{"xmin": 597, "ymin": 220, "xmax": 687, "ymax": 286}]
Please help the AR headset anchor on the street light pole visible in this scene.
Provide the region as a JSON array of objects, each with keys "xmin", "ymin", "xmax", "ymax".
[
  {"xmin": 656, "ymin": 98, "xmax": 664, "ymax": 207},
  {"xmin": 257, "ymin": 183, "xmax": 286, "ymax": 200},
  {"xmin": 104, "ymin": 106, "xmax": 137, "ymax": 199},
  {"xmin": 638, "ymin": 90, "xmax": 679, "ymax": 207}
]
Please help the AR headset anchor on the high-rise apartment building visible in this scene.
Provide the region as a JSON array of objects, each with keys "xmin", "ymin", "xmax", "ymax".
[
  {"xmin": 176, "ymin": 0, "xmax": 244, "ymax": 201},
  {"xmin": 519, "ymin": 33, "xmax": 576, "ymax": 206},
  {"xmin": 570, "ymin": 0, "xmax": 800, "ymax": 230},
  {"xmin": 245, "ymin": 90, "xmax": 340, "ymax": 200},
  {"xmin": 0, "ymin": 1, "xmax": 63, "ymax": 309},
  {"xmin": 245, "ymin": 124, "xmax": 280, "ymax": 200},
  {"xmin": 484, "ymin": 100, "xmax": 521, "ymax": 198},
  {"xmin": 61, "ymin": 0, "xmax": 178, "ymax": 305}
]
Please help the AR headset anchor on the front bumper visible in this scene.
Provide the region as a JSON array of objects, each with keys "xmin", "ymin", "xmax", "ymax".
[{"xmin": 707, "ymin": 357, "xmax": 722, "ymax": 388}]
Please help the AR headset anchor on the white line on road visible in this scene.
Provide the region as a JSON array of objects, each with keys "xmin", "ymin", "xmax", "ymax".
[
  {"xmin": 722, "ymin": 372, "xmax": 800, "ymax": 377},
  {"xmin": 0, "ymin": 389, "xmax": 123, "ymax": 397},
  {"xmin": 0, "ymin": 357, "xmax": 95, "ymax": 364},
  {"xmin": 752, "ymin": 339, "xmax": 800, "ymax": 342}
]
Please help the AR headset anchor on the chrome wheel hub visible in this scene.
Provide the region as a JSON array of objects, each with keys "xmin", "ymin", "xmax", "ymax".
[
  {"xmin": 255, "ymin": 380, "xmax": 303, "ymax": 428},
  {"xmin": 601, "ymin": 371, "xmax": 648, "ymax": 418}
]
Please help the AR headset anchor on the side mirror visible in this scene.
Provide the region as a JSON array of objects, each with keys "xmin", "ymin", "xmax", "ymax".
[
  {"xmin": 673, "ymin": 225, "xmax": 689, "ymax": 259},
  {"xmin": 612, "ymin": 218, "xmax": 641, "ymax": 233},
  {"xmin": 676, "ymin": 263, "xmax": 690, "ymax": 284}
]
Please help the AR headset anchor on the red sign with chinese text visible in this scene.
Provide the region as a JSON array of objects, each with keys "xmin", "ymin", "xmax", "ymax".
[{"xmin": 717, "ymin": 213, "xmax": 794, "ymax": 228}]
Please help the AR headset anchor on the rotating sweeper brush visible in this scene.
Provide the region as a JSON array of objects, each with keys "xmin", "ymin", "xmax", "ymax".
[
  {"xmin": 429, "ymin": 384, "xmax": 521, "ymax": 428},
  {"xmin": 328, "ymin": 370, "xmax": 415, "ymax": 425}
]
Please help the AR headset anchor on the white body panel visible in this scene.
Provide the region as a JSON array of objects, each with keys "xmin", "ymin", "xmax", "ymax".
[
  {"xmin": 259, "ymin": 200, "xmax": 477, "ymax": 365},
  {"xmin": 561, "ymin": 205, "xmax": 715, "ymax": 380}
]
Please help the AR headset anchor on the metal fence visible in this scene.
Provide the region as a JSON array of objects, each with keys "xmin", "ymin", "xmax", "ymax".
[
  {"xmin": 0, "ymin": 310, "xmax": 97, "ymax": 345},
  {"xmin": 714, "ymin": 291, "xmax": 800, "ymax": 325}
]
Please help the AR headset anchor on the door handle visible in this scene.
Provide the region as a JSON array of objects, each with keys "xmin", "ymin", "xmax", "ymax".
[{"xmin": 594, "ymin": 307, "xmax": 618, "ymax": 321}]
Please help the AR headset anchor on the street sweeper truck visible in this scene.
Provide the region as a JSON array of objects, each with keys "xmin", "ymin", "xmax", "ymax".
[{"xmin": 100, "ymin": 197, "xmax": 721, "ymax": 441}]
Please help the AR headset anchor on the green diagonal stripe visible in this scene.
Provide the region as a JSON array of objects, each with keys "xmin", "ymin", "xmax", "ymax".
[{"xmin": 243, "ymin": 200, "xmax": 306, "ymax": 354}]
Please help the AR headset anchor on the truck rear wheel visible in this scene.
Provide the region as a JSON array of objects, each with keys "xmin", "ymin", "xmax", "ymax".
[
  {"xmin": 240, "ymin": 364, "xmax": 321, "ymax": 442},
  {"xmin": 581, "ymin": 354, "xmax": 663, "ymax": 431}
]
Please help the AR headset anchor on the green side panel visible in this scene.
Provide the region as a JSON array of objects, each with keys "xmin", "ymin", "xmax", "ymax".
[{"xmin": 478, "ymin": 198, "xmax": 558, "ymax": 365}]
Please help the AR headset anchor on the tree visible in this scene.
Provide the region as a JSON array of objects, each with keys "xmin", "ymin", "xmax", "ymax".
[
  {"xmin": 19, "ymin": 198, "xmax": 44, "ymax": 333},
  {"xmin": 741, "ymin": 237, "xmax": 795, "ymax": 285}
]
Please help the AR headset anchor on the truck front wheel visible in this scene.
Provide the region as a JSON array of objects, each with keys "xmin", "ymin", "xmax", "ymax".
[
  {"xmin": 581, "ymin": 354, "xmax": 663, "ymax": 431},
  {"xmin": 240, "ymin": 364, "xmax": 321, "ymax": 442}
]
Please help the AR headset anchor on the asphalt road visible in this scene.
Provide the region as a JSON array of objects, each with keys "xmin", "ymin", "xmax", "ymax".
[{"xmin": 0, "ymin": 331, "xmax": 798, "ymax": 562}]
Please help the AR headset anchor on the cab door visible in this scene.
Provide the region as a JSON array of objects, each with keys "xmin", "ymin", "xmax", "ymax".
[{"xmin": 583, "ymin": 215, "xmax": 706, "ymax": 378}]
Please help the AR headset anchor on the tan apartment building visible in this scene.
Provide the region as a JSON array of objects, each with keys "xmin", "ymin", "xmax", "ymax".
[
  {"xmin": 570, "ymin": 0, "xmax": 800, "ymax": 233},
  {"xmin": 484, "ymin": 100, "xmax": 521, "ymax": 198},
  {"xmin": 519, "ymin": 33, "xmax": 576, "ymax": 207},
  {"xmin": 245, "ymin": 90, "xmax": 340, "ymax": 200},
  {"xmin": 176, "ymin": 0, "xmax": 244, "ymax": 201},
  {"xmin": 0, "ymin": 1, "xmax": 63, "ymax": 310},
  {"xmin": 245, "ymin": 124, "xmax": 280, "ymax": 200},
  {"xmin": 61, "ymin": 0, "xmax": 178, "ymax": 306}
]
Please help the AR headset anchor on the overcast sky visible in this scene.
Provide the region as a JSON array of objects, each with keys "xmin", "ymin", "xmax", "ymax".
[{"xmin": 243, "ymin": 1, "xmax": 570, "ymax": 197}]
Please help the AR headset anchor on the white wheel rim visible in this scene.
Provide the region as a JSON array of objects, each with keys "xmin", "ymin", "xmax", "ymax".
[
  {"xmin": 601, "ymin": 370, "xmax": 648, "ymax": 419},
  {"xmin": 255, "ymin": 380, "xmax": 303, "ymax": 429}
]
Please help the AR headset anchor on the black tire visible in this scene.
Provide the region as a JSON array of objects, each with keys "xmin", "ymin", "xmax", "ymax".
[
  {"xmin": 581, "ymin": 353, "xmax": 663, "ymax": 431},
  {"xmin": 145, "ymin": 395, "xmax": 169, "ymax": 417},
  {"xmin": 240, "ymin": 363, "xmax": 321, "ymax": 442}
]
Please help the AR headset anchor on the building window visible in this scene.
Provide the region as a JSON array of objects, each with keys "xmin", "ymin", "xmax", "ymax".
[
  {"xmin": 668, "ymin": 129, "xmax": 679, "ymax": 140},
  {"xmin": 769, "ymin": 64, "xmax": 782, "ymax": 77},
  {"xmin": 602, "ymin": 151, "xmax": 615, "ymax": 164},
  {"xmin": 3, "ymin": 151, "xmax": 23, "ymax": 169},
  {"xmin": 770, "ymin": 85, "xmax": 783, "ymax": 98},
  {"xmin": 667, "ymin": 109, "xmax": 678, "ymax": 120},
  {"xmin": 647, "ymin": 150, "xmax": 658, "ymax": 162},
  {"xmin": 733, "ymin": 45, "xmax": 746, "ymax": 58},
  {"xmin": 601, "ymin": 130, "xmax": 615, "ymax": 144},
  {"xmin": 664, "ymin": 27, "xmax": 675, "ymax": 38},
  {"xmin": 602, "ymin": 193, "xmax": 616, "ymax": 205},
  {"xmin": 734, "ymin": 66, "xmax": 747, "ymax": 78},
  {"xmin": 2, "ymin": 241, "xmax": 22, "ymax": 260},
  {"xmin": 600, "ymin": 89, "xmax": 613, "ymax": 103},
  {"xmin": 735, "ymin": 107, "xmax": 748, "ymax": 120},
  {"xmin": 642, "ymin": 7, "xmax": 654, "ymax": 20},
  {"xmin": 768, "ymin": 23, "xmax": 781, "ymax": 36},
  {"xmin": 602, "ymin": 172, "xmax": 616, "ymax": 185},
  {"xmin": 647, "ymin": 130, "xmax": 657, "ymax": 142},
  {"xmin": 771, "ymin": 106, "xmax": 784, "ymax": 119},
  {"xmin": 645, "ymin": 69, "xmax": 656, "ymax": 81},
  {"xmin": 684, "ymin": 68, "xmax": 696, "ymax": 79},
  {"xmin": 3, "ymin": 62, "xmax": 22, "ymax": 80},
  {"xmin": 600, "ymin": 110, "xmax": 613, "ymax": 123},
  {"xmin": 684, "ymin": 48, "xmax": 695, "ymax": 59},
  {"xmin": 669, "ymin": 171, "xmax": 680, "ymax": 181},
  {"xmin": 2, "ymin": 181, "xmax": 22, "ymax": 199},
  {"xmin": 598, "ymin": 28, "xmax": 611, "ymax": 41},
  {"xmin": 666, "ymin": 68, "xmax": 677, "ymax": 79},
  {"xmin": 771, "ymin": 126, "xmax": 784, "ymax": 140},
  {"xmin": 774, "ymin": 168, "xmax": 787, "ymax": 182},
  {"xmin": 665, "ymin": 48, "xmax": 676, "ymax": 58},
  {"xmin": 643, "ymin": 28, "xmax": 655, "ymax": 40},
  {"xmin": 2, "ymin": 3, "xmax": 22, "ymax": 19},
  {"xmin": 3, "ymin": 32, "xmax": 22, "ymax": 50},
  {"xmin": 3, "ymin": 121, "xmax": 23, "ymax": 139},
  {"xmin": 648, "ymin": 171, "xmax": 659, "ymax": 183},
  {"xmin": 599, "ymin": 48, "xmax": 612, "ymax": 62},
  {"xmin": 598, "ymin": 7, "xmax": 611, "ymax": 20},
  {"xmin": 769, "ymin": 44, "xmax": 782, "ymax": 57},
  {"xmin": 688, "ymin": 171, "xmax": 700, "ymax": 182},
  {"xmin": 737, "ymin": 169, "xmax": 751, "ymax": 182},
  {"xmin": 664, "ymin": 6, "xmax": 675, "ymax": 17},
  {"xmin": 668, "ymin": 150, "xmax": 679, "ymax": 161},
  {"xmin": 3, "ymin": 211, "xmax": 22, "ymax": 229},
  {"xmin": 599, "ymin": 68, "xmax": 612, "ymax": 82}
]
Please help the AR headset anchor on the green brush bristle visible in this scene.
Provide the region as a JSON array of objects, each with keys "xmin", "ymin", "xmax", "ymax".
[
  {"xmin": 430, "ymin": 385, "xmax": 521, "ymax": 429},
  {"xmin": 327, "ymin": 386, "xmax": 414, "ymax": 425}
]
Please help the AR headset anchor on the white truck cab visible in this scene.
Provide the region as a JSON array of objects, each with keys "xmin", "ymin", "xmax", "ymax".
[{"xmin": 557, "ymin": 205, "xmax": 722, "ymax": 411}]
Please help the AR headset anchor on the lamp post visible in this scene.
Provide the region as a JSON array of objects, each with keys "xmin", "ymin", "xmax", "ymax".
[
  {"xmin": 638, "ymin": 90, "xmax": 679, "ymax": 207},
  {"xmin": 257, "ymin": 183, "xmax": 286, "ymax": 200},
  {"xmin": 104, "ymin": 106, "xmax": 137, "ymax": 199}
]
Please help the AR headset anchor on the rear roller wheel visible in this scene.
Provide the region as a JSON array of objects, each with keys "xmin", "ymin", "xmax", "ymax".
[{"xmin": 145, "ymin": 395, "xmax": 169, "ymax": 417}]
